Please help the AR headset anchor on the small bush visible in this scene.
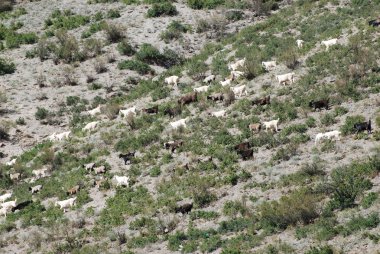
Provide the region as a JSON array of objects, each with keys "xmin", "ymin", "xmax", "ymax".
[
  {"xmin": 0, "ymin": 57, "xmax": 15, "ymax": 75},
  {"xmin": 330, "ymin": 165, "xmax": 372, "ymax": 209},
  {"xmin": 320, "ymin": 113, "xmax": 336, "ymax": 126},
  {"xmin": 104, "ymin": 22, "xmax": 125, "ymax": 43},
  {"xmin": 305, "ymin": 246, "xmax": 334, "ymax": 254},
  {"xmin": 117, "ymin": 39, "xmax": 135, "ymax": 56},
  {"xmin": 259, "ymin": 190, "xmax": 319, "ymax": 229},
  {"xmin": 187, "ymin": 0, "xmax": 225, "ymax": 9},
  {"xmin": 35, "ymin": 107, "xmax": 49, "ymax": 120},
  {"xmin": 118, "ymin": 60, "xmax": 154, "ymax": 75},
  {"xmin": 147, "ymin": 3, "xmax": 178, "ymax": 17},
  {"xmin": 0, "ymin": 0, "xmax": 13, "ymax": 12},
  {"xmin": 279, "ymin": 46, "xmax": 299, "ymax": 69},
  {"xmin": 226, "ymin": 10, "xmax": 244, "ymax": 21},
  {"xmin": 160, "ymin": 21, "xmax": 190, "ymax": 43},
  {"xmin": 361, "ymin": 192, "xmax": 378, "ymax": 208}
]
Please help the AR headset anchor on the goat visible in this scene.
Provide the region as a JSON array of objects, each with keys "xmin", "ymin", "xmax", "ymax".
[
  {"xmin": 170, "ymin": 118, "xmax": 188, "ymax": 130},
  {"xmin": 321, "ymin": 38, "xmax": 338, "ymax": 51},
  {"xmin": 210, "ymin": 110, "xmax": 226, "ymax": 117},
  {"xmin": 29, "ymin": 185, "xmax": 42, "ymax": 194},
  {"xmin": 193, "ymin": 85, "xmax": 210, "ymax": 93},
  {"xmin": 83, "ymin": 162, "xmax": 95, "ymax": 171},
  {"xmin": 252, "ymin": 95, "xmax": 270, "ymax": 106},
  {"xmin": 249, "ymin": 123, "xmax": 261, "ymax": 133},
  {"xmin": 10, "ymin": 173, "xmax": 21, "ymax": 181},
  {"xmin": 67, "ymin": 185, "xmax": 80, "ymax": 195},
  {"xmin": 315, "ymin": 130, "xmax": 341, "ymax": 144},
  {"xmin": 296, "ymin": 39, "xmax": 304, "ymax": 49},
  {"xmin": 86, "ymin": 105, "xmax": 102, "ymax": 116},
  {"xmin": 262, "ymin": 61, "xmax": 276, "ymax": 71},
  {"xmin": 142, "ymin": 105, "xmax": 158, "ymax": 114},
  {"xmin": 164, "ymin": 107, "xmax": 181, "ymax": 118},
  {"xmin": 262, "ymin": 118, "xmax": 280, "ymax": 132},
  {"xmin": 165, "ymin": 76, "xmax": 179, "ymax": 86},
  {"xmin": 230, "ymin": 85, "xmax": 247, "ymax": 98},
  {"xmin": 207, "ymin": 93, "xmax": 224, "ymax": 102},
  {"xmin": 164, "ymin": 140, "xmax": 184, "ymax": 153},
  {"xmin": 113, "ymin": 175, "xmax": 130, "ymax": 187},
  {"xmin": 6, "ymin": 158, "xmax": 16, "ymax": 166},
  {"xmin": 119, "ymin": 152, "xmax": 135, "ymax": 165},
  {"xmin": 0, "ymin": 192, "xmax": 12, "ymax": 203},
  {"xmin": 82, "ymin": 121, "xmax": 99, "ymax": 132},
  {"xmin": 276, "ymin": 72, "xmax": 295, "ymax": 85},
  {"xmin": 119, "ymin": 106, "xmax": 136, "ymax": 118},
  {"xmin": 203, "ymin": 75, "xmax": 215, "ymax": 83},
  {"xmin": 55, "ymin": 197, "xmax": 76, "ymax": 212},
  {"xmin": 175, "ymin": 203, "xmax": 193, "ymax": 214},
  {"xmin": 94, "ymin": 165, "xmax": 106, "ymax": 174},
  {"xmin": 309, "ymin": 99, "xmax": 329, "ymax": 111},
  {"xmin": 178, "ymin": 92, "xmax": 197, "ymax": 106},
  {"xmin": 354, "ymin": 120, "xmax": 371, "ymax": 134}
]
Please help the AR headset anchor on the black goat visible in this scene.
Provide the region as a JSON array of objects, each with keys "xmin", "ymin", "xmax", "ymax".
[
  {"xmin": 175, "ymin": 203, "xmax": 193, "ymax": 214},
  {"xmin": 119, "ymin": 152, "xmax": 135, "ymax": 165},
  {"xmin": 237, "ymin": 149, "xmax": 254, "ymax": 160},
  {"xmin": 354, "ymin": 120, "xmax": 371, "ymax": 134},
  {"xmin": 12, "ymin": 200, "xmax": 33, "ymax": 212},
  {"xmin": 309, "ymin": 99, "xmax": 329, "ymax": 111}
]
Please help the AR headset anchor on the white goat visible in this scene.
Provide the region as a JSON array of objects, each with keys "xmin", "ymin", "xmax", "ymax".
[
  {"xmin": 0, "ymin": 192, "xmax": 12, "ymax": 203},
  {"xmin": 9, "ymin": 173, "xmax": 21, "ymax": 181},
  {"xmin": 93, "ymin": 165, "xmax": 106, "ymax": 174},
  {"xmin": 55, "ymin": 131, "xmax": 71, "ymax": 141},
  {"xmin": 315, "ymin": 130, "xmax": 341, "ymax": 144},
  {"xmin": 262, "ymin": 118, "xmax": 280, "ymax": 132},
  {"xmin": 30, "ymin": 185, "xmax": 43, "ymax": 194},
  {"xmin": 32, "ymin": 167, "xmax": 48, "ymax": 179},
  {"xmin": 170, "ymin": 118, "xmax": 188, "ymax": 130},
  {"xmin": 203, "ymin": 75, "xmax": 215, "ymax": 83},
  {"xmin": 276, "ymin": 72, "xmax": 295, "ymax": 85},
  {"xmin": 220, "ymin": 77, "xmax": 233, "ymax": 87},
  {"xmin": 87, "ymin": 105, "xmax": 102, "ymax": 116},
  {"xmin": 6, "ymin": 158, "xmax": 16, "ymax": 166},
  {"xmin": 231, "ymin": 70, "xmax": 245, "ymax": 79},
  {"xmin": 82, "ymin": 121, "xmax": 99, "ymax": 132},
  {"xmin": 210, "ymin": 110, "xmax": 226, "ymax": 117},
  {"xmin": 230, "ymin": 85, "xmax": 248, "ymax": 98},
  {"xmin": 228, "ymin": 58, "xmax": 246, "ymax": 71},
  {"xmin": 193, "ymin": 85, "xmax": 210, "ymax": 93},
  {"xmin": 296, "ymin": 39, "xmax": 304, "ymax": 49},
  {"xmin": 321, "ymin": 38, "xmax": 338, "ymax": 51},
  {"xmin": 113, "ymin": 175, "xmax": 130, "ymax": 187},
  {"xmin": 262, "ymin": 61, "xmax": 276, "ymax": 71},
  {"xmin": 119, "ymin": 106, "xmax": 136, "ymax": 118},
  {"xmin": 165, "ymin": 76, "xmax": 179, "ymax": 86},
  {"xmin": 55, "ymin": 197, "xmax": 76, "ymax": 212}
]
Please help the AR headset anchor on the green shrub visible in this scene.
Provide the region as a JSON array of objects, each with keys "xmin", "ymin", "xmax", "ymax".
[
  {"xmin": 117, "ymin": 39, "xmax": 135, "ymax": 56},
  {"xmin": 45, "ymin": 9, "xmax": 90, "ymax": 31},
  {"xmin": 190, "ymin": 210, "xmax": 219, "ymax": 220},
  {"xmin": 35, "ymin": 107, "xmax": 49, "ymax": 120},
  {"xmin": 118, "ymin": 60, "xmax": 154, "ymax": 75},
  {"xmin": 149, "ymin": 166, "xmax": 161, "ymax": 177},
  {"xmin": 107, "ymin": 9, "xmax": 121, "ymax": 19},
  {"xmin": 330, "ymin": 165, "xmax": 372, "ymax": 209},
  {"xmin": 160, "ymin": 20, "xmax": 190, "ymax": 43},
  {"xmin": 226, "ymin": 10, "xmax": 244, "ymax": 21},
  {"xmin": 104, "ymin": 22, "xmax": 125, "ymax": 43},
  {"xmin": 147, "ymin": 3, "xmax": 178, "ymax": 17},
  {"xmin": 187, "ymin": 0, "xmax": 225, "ymax": 9},
  {"xmin": 0, "ymin": 0, "xmax": 13, "ymax": 12},
  {"xmin": 320, "ymin": 113, "xmax": 336, "ymax": 126},
  {"xmin": 340, "ymin": 213, "xmax": 380, "ymax": 236},
  {"xmin": 305, "ymin": 245, "xmax": 334, "ymax": 254},
  {"xmin": 0, "ymin": 57, "xmax": 15, "ymax": 75},
  {"xmin": 361, "ymin": 192, "xmax": 378, "ymax": 209},
  {"xmin": 340, "ymin": 115, "xmax": 365, "ymax": 135},
  {"xmin": 223, "ymin": 200, "xmax": 248, "ymax": 217},
  {"xmin": 135, "ymin": 44, "xmax": 183, "ymax": 68},
  {"xmin": 52, "ymin": 30, "xmax": 83, "ymax": 63},
  {"xmin": 278, "ymin": 46, "xmax": 299, "ymax": 69},
  {"xmin": 259, "ymin": 190, "xmax": 319, "ymax": 229}
]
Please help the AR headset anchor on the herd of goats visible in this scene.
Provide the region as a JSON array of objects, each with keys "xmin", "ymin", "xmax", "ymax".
[{"xmin": 0, "ymin": 24, "xmax": 377, "ymax": 218}]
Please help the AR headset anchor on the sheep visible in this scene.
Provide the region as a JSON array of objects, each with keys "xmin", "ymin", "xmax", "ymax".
[
  {"xmin": 93, "ymin": 165, "xmax": 106, "ymax": 174},
  {"xmin": 10, "ymin": 173, "xmax": 21, "ymax": 181},
  {"xmin": 230, "ymin": 85, "xmax": 247, "ymax": 98},
  {"xmin": 119, "ymin": 106, "xmax": 136, "ymax": 118},
  {"xmin": 321, "ymin": 38, "xmax": 338, "ymax": 51},
  {"xmin": 210, "ymin": 110, "xmax": 226, "ymax": 117},
  {"xmin": 296, "ymin": 39, "xmax": 304, "ymax": 49},
  {"xmin": 164, "ymin": 140, "xmax": 184, "ymax": 153},
  {"xmin": 249, "ymin": 123, "xmax": 261, "ymax": 133},
  {"xmin": 262, "ymin": 61, "xmax": 276, "ymax": 71},
  {"xmin": 55, "ymin": 197, "xmax": 76, "ymax": 212},
  {"xmin": 29, "ymin": 185, "xmax": 42, "ymax": 194},
  {"xmin": 113, "ymin": 175, "xmax": 130, "ymax": 187},
  {"xmin": 170, "ymin": 118, "xmax": 188, "ymax": 130},
  {"xmin": 5, "ymin": 158, "xmax": 16, "ymax": 166},
  {"xmin": 262, "ymin": 118, "xmax": 280, "ymax": 132},
  {"xmin": 315, "ymin": 130, "xmax": 341, "ymax": 144},
  {"xmin": 193, "ymin": 85, "xmax": 210, "ymax": 93},
  {"xmin": 32, "ymin": 167, "xmax": 48, "ymax": 179},
  {"xmin": 203, "ymin": 75, "xmax": 215, "ymax": 83},
  {"xmin": 86, "ymin": 105, "xmax": 102, "ymax": 116},
  {"xmin": 82, "ymin": 121, "xmax": 99, "ymax": 132},
  {"xmin": 228, "ymin": 58, "xmax": 246, "ymax": 71},
  {"xmin": 0, "ymin": 192, "xmax": 12, "ymax": 203},
  {"xmin": 165, "ymin": 75, "xmax": 179, "ymax": 86},
  {"xmin": 276, "ymin": 72, "xmax": 295, "ymax": 85}
]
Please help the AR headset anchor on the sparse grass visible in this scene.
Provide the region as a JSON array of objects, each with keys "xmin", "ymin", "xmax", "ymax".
[
  {"xmin": 0, "ymin": 57, "xmax": 15, "ymax": 75},
  {"xmin": 118, "ymin": 59, "xmax": 154, "ymax": 75},
  {"xmin": 147, "ymin": 2, "xmax": 178, "ymax": 17}
]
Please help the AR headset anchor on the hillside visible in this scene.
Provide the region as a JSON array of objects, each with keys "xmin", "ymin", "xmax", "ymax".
[{"xmin": 1, "ymin": 0, "xmax": 380, "ymax": 253}]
